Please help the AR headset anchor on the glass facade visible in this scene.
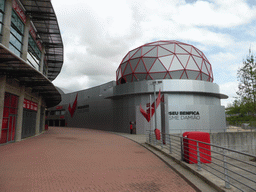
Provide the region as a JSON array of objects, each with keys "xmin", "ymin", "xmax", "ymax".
[
  {"xmin": 0, "ymin": 0, "xmax": 5, "ymax": 42},
  {"xmin": 27, "ymin": 33, "xmax": 41, "ymax": 70},
  {"xmin": 9, "ymin": 10, "xmax": 24, "ymax": 57}
]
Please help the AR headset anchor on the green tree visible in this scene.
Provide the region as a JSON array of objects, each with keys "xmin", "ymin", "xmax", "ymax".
[{"xmin": 237, "ymin": 50, "xmax": 256, "ymax": 116}]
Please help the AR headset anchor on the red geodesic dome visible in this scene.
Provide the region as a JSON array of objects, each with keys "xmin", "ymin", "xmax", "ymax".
[{"xmin": 116, "ymin": 40, "xmax": 213, "ymax": 85}]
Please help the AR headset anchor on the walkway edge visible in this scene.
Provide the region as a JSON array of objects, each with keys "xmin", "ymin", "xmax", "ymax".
[
  {"xmin": 115, "ymin": 133, "xmax": 222, "ymax": 192},
  {"xmin": 144, "ymin": 143, "xmax": 226, "ymax": 192}
]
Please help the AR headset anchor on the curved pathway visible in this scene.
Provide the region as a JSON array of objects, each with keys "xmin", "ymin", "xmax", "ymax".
[{"xmin": 0, "ymin": 127, "xmax": 196, "ymax": 192}]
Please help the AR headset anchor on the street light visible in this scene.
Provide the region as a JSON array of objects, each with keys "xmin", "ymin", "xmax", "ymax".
[{"xmin": 151, "ymin": 80, "xmax": 162, "ymax": 131}]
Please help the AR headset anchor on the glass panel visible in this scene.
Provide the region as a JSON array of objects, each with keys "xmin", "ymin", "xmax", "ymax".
[
  {"xmin": 186, "ymin": 70, "xmax": 200, "ymax": 79},
  {"xmin": 131, "ymin": 48, "xmax": 141, "ymax": 59},
  {"xmin": 186, "ymin": 57, "xmax": 200, "ymax": 71},
  {"xmin": 0, "ymin": 0, "xmax": 5, "ymax": 11},
  {"xmin": 11, "ymin": 10, "xmax": 24, "ymax": 34},
  {"xmin": 175, "ymin": 44, "xmax": 189, "ymax": 54},
  {"xmin": 169, "ymin": 71, "xmax": 183, "ymax": 79},
  {"xmin": 202, "ymin": 73, "xmax": 209, "ymax": 81},
  {"xmin": 129, "ymin": 48, "xmax": 139, "ymax": 59},
  {"xmin": 158, "ymin": 47, "xmax": 172, "ymax": 57},
  {"xmin": 180, "ymin": 71, "xmax": 188, "ymax": 79},
  {"xmin": 144, "ymin": 47, "xmax": 157, "ymax": 57},
  {"xmin": 134, "ymin": 59, "xmax": 147, "ymax": 73},
  {"xmin": 27, "ymin": 52, "xmax": 39, "ymax": 70},
  {"xmin": 125, "ymin": 74, "xmax": 133, "ymax": 82},
  {"xmin": 129, "ymin": 58, "xmax": 140, "ymax": 70},
  {"xmin": 142, "ymin": 57, "xmax": 157, "ymax": 71},
  {"xmin": 150, "ymin": 59, "xmax": 166, "ymax": 72},
  {"xmin": 134, "ymin": 73, "xmax": 147, "ymax": 81},
  {"xmin": 193, "ymin": 56, "xmax": 203, "ymax": 67},
  {"xmin": 169, "ymin": 56, "xmax": 184, "ymax": 71},
  {"xmin": 28, "ymin": 34, "xmax": 41, "ymax": 61},
  {"xmin": 191, "ymin": 47, "xmax": 201, "ymax": 57},
  {"xmin": 123, "ymin": 62, "xmax": 132, "ymax": 75},
  {"xmin": 177, "ymin": 55, "xmax": 190, "ymax": 66},
  {"xmin": 61, "ymin": 111, "xmax": 66, "ymax": 115},
  {"xmin": 55, "ymin": 111, "xmax": 60, "ymax": 115},
  {"xmin": 122, "ymin": 53, "xmax": 130, "ymax": 63},
  {"xmin": 159, "ymin": 55, "xmax": 174, "ymax": 70},
  {"xmin": 161, "ymin": 44, "xmax": 175, "ymax": 53},
  {"xmin": 201, "ymin": 61, "xmax": 209, "ymax": 74},
  {"xmin": 142, "ymin": 46, "xmax": 155, "ymax": 56},
  {"xmin": 179, "ymin": 44, "xmax": 192, "ymax": 53},
  {"xmin": 149, "ymin": 72, "xmax": 166, "ymax": 80},
  {"xmin": 121, "ymin": 62, "xmax": 128, "ymax": 74}
]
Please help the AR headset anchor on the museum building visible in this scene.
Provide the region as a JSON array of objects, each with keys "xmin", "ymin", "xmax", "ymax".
[
  {"xmin": 0, "ymin": 0, "xmax": 63, "ymax": 144},
  {"xmin": 46, "ymin": 40, "xmax": 228, "ymax": 134}
]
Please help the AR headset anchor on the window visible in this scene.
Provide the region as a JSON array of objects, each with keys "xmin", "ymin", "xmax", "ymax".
[
  {"xmin": 0, "ymin": 0, "xmax": 5, "ymax": 41},
  {"xmin": 61, "ymin": 110, "xmax": 66, "ymax": 115},
  {"xmin": 55, "ymin": 111, "xmax": 60, "ymax": 115},
  {"xmin": 9, "ymin": 10, "xmax": 24, "ymax": 57},
  {"xmin": 50, "ymin": 111, "xmax": 55, "ymax": 115},
  {"xmin": 27, "ymin": 33, "xmax": 41, "ymax": 70}
]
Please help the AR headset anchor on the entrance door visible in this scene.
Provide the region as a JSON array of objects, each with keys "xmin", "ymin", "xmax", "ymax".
[{"xmin": 0, "ymin": 93, "xmax": 18, "ymax": 144}]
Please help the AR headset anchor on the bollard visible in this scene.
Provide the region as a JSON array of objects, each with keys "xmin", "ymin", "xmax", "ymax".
[
  {"xmin": 223, "ymin": 149, "xmax": 231, "ymax": 189},
  {"xmin": 197, "ymin": 141, "xmax": 201, "ymax": 171},
  {"xmin": 180, "ymin": 137, "xmax": 183, "ymax": 161}
]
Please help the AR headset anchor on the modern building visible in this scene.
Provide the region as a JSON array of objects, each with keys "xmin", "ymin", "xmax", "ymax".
[
  {"xmin": 0, "ymin": 0, "xmax": 63, "ymax": 144},
  {"xmin": 46, "ymin": 40, "xmax": 228, "ymax": 134}
]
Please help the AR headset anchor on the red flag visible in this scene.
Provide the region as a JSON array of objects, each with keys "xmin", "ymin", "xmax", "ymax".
[
  {"xmin": 68, "ymin": 93, "xmax": 78, "ymax": 118},
  {"xmin": 140, "ymin": 89, "xmax": 163, "ymax": 122},
  {"xmin": 140, "ymin": 104, "xmax": 150, "ymax": 122}
]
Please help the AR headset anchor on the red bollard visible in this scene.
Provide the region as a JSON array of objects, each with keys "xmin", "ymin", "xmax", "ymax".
[{"xmin": 154, "ymin": 128, "xmax": 161, "ymax": 140}]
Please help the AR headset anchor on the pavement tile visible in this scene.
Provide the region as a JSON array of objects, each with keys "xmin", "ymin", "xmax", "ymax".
[{"xmin": 0, "ymin": 127, "xmax": 196, "ymax": 192}]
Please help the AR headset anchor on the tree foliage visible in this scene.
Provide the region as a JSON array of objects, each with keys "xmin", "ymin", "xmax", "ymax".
[{"xmin": 236, "ymin": 50, "xmax": 256, "ymax": 115}]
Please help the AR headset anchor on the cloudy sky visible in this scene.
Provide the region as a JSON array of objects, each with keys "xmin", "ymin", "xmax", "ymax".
[{"xmin": 51, "ymin": 0, "xmax": 256, "ymax": 107}]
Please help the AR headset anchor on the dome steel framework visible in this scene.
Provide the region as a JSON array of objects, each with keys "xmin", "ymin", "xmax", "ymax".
[{"xmin": 116, "ymin": 40, "xmax": 213, "ymax": 85}]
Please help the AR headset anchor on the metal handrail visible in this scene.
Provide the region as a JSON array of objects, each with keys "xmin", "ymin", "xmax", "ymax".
[{"xmin": 146, "ymin": 130, "xmax": 256, "ymax": 191}]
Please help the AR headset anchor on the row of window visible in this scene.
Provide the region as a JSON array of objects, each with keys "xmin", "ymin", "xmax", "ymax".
[
  {"xmin": 46, "ymin": 110, "xmax": 66, "ymax": 116},
  {"xmin": 0, "ymin": 0, "xmax": 48, "ymax": 76}
]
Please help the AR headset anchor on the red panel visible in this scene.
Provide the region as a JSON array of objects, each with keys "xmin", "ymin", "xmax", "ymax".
[
  {"xmin": 12, "ymin": 116, "xmax": 16, "ymax": 141},
  {"xmin": 8, "ymin": 116, "xmax": 13, "ymax": 142},
  {"xmin": 0, "ymin": 129, "xmax": 7, "ymax": 144},
  {"xmin": 3, "ymin": 107, "xmax": 9, "ymax": 117},
  {"xmin": 2, "ymin": 118, "xmax": 8, "ymax": 129},
  {"xmin": 4, "ymin": 93, "xmax": 10, "ymax": 107},
  {"xmin": 183, "ymin": 131, "xmax": 211, "ymax": 164}
]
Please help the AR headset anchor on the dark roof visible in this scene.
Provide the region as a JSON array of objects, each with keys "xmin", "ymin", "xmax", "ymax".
[
  {"xmin": 20, "ymin": 0, "xmax": 63, "ymax": 81},
  {"xmin": 0, "ymin": 44, "xmax": 61, "ymax": 108}
]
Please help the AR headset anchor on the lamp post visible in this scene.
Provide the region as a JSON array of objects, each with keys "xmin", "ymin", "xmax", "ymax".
[{"xmin": 151, "ymin": 80, "xmax": 162, "ymax": 130}]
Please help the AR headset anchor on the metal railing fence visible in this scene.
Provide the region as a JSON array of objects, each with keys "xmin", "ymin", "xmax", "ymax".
[{"xmin": 146, "ymin": 130, "xmax": 256, "ymax": 192}]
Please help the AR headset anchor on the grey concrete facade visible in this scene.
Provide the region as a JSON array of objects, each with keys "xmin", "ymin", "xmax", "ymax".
[{"xmin": 47, "ymin": 79, "xmax": 228, "ymax": 134}]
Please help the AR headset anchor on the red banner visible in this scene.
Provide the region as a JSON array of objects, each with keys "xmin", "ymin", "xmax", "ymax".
[
  {"xmin": 23, "ymin": 99, "xmax": 38, "ymax": 111},
  {"xmin": 13, "ymin": 0, "xmax": 26, "ymax": 23},
  {"xmin": 29, "ymin": 25, "xmax": 43, "ymax": 51}
]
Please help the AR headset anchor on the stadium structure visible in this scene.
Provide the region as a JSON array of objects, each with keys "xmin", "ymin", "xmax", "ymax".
[
  {"xmin": 46, "ymin": 40, "xmax": 228, "ymax": 134},
  {"xmin": 0, "ymin": 0, "xmax": 63, "ymax": 144}
]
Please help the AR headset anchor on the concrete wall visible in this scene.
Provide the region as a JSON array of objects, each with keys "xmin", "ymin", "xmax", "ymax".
[{"xmin": 210, "ymin": 132, "xmax": 256, "ymax": 156}]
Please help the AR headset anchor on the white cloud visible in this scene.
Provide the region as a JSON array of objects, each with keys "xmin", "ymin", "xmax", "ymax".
[
  {"xmin": 173, "ymin": 0, "xmax": 256, "ymax": 28},
  {"xmin": 51, "ymin": 0, "xmax": 256, "ymax": 94}
]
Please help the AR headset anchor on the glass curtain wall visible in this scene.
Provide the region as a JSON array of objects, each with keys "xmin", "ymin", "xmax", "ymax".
[
  {"xmin": 27, "ymin": 33, "xmax": 41, "ymax": 70},
  {"xmin": 0, "ymin": 0, "xmax": 4, "ymax": 42},
  {"xmin": 9, "ymin": 10, "xmax": 24, "ymax": 57}
]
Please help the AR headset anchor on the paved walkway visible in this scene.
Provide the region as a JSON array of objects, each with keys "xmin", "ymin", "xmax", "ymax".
[{"xmin": 0, "ymin": 127, "xmax": 196, "ymax": 192}]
